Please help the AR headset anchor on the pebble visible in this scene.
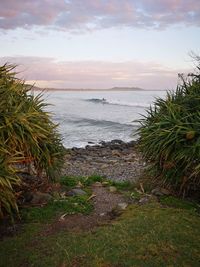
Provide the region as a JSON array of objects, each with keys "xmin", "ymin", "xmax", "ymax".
[
  {"xmin": 62, "ymin": 140, "xmax": 146, "ymax": 183},
  {"xmin": 139, "ymin": 197, "xmax": 150, "ymax": 205},
  {"xmin": 117, "ymin": 202, "xmax": 128, "ymax": 210},
  {"xmin": 93, "ymin": 182, "xmax": 103, "ymax": 187},
  {"xmin": 109, "ymin": 186, "xmax": 117, "ymax": 193}
]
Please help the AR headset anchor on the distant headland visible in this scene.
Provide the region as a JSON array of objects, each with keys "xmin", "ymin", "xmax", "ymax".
[{"xmin": 29, "ymin": 85, "xmax": 144, "ymax": 91}]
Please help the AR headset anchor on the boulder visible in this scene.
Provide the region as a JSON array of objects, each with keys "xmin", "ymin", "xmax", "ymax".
[
  {"xmin": 31, "ymin": 192, "xmax": 52, "ymax": 205},
  {"xmin": 110, "ymin": 139, "xmax": 124, "ymax": 145},
  {"xmin": 67, "ymin": 188, "xmax": 87, "ymax": 196},
  {"xmin": 151, "ymin": 187, "xmax": 171, "ymax": 196}
]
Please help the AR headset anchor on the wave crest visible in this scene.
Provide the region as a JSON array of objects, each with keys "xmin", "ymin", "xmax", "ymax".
[{"xmin": 86, "ymin": 98, "xmax": 149, "ymax": 108}]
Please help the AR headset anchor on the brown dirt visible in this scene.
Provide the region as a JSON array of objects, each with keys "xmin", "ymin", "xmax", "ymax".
[{"xmin": 41, "ymin": 185, "xmax": 126, "ymax": 235}]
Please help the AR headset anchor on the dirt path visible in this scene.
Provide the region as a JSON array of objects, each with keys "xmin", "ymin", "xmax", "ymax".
[{"xmin": 42, "ymin": 185, "xmax": 127, "ymax": 235}]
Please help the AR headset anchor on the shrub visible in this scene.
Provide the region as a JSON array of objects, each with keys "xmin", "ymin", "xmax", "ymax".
[
  {"xmin": 138, "ymin": 57, "xmax": 200, "ymax": 196},
  {"xmin": 0, "ymin": 64, "xmax": 64, "ymax": 218}
]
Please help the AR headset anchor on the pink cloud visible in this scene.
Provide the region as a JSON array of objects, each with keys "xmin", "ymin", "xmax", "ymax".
[
  {"xmin": 0, "ymin": 0, "xmax": 199, "ymax": 31},
  {"xmin": 0, "ymin": 56, "xmax": 190, "ymax": 90}
]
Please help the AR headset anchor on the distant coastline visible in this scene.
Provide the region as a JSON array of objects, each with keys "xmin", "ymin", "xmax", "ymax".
[{"xmin": 29, "ymin": 85, "xmax": 144, "ymax": 92}]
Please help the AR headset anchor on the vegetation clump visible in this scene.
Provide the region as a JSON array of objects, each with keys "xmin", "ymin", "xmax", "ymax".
[
  {"xmin": 0, "ymin": 64, "xmax": 64, "ymax": 218},
  {"xmin": 138, "ymin": 57, "xmax": 200, "ymax": 197}
]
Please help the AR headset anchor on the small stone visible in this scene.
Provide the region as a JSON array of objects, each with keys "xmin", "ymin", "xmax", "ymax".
[
  {"xmin": 67, "ymin": 188, "xmax": 87, "ymax": 196},
  {"xmin": 109, "ymin": 186, "xmax": 117, "ymax": 193},
  {"xmin": 101, "ymin": 164, "xmax": 108, "ymax": 169},
  {"xmin": 151, "ymin": 187, "xmax": 170, "ymax": 196},
  {"xmin": 75, "ymin": 181, "xmax": 84, "ymax": 188},
  {"xmin": 99, "ymin": 212, "xmax": 106, "ymax": 216},
  {"xmin": 66, "ymin": 191, "xmax": 75, "ymax": 197},
  {"xmin": 139, "ymin": 197, "xmax": 149, "ymax": 205},
  {"xmin": 93, "ymin": 182, "xmax": 102, "ymax": 187},
  {"xmin": 112, "ymin": 150, "xmax": 121, "ymax": 157},
  {"xmin": 31, "ymin": 192, "xmax": 52, "ymax": 205},
  {"xmin": 102, "ymin": 181, "xmax": 109, "ymax": 186},
  {"xmin": 117, "ymin": 202, "xmax": 128, "ymax": 210},
  {"xmin": 160, "ymin": 188, "xmax": 171, "ymax": 196},
  {"xmin": 23, "ymin": 192, "xmax": 33, "ymax": 203},
  {"xmin": 111, "ymin": 139, "xmax": 124, "ymax": 145}
]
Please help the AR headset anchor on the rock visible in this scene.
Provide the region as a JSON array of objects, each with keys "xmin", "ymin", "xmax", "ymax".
[
  {"xmin": 117, "ymin": 202, "xmax": 128, "ymax": 210},
  {"xmin": 110, "ymin": 144, "xmax": 122, "ymax": 150},
  {"xmin": 124, "ymin": 155, "xmax": 135, "ymax": 162},
  {"xmin": 110, "ymin": 139, "xmax": 124, "ymax": 145},
  {"xmin": 139, "ymin": 197, "xmax": 150, "ymax": 205},
  {"xmin": 112, "ymin": 150, "xmax": 121, "ymax": 157},
  {"xmin": 160, "ymin": 188, "xmax": 171, "ymax": 195},
  {"xmin": 109, "ymin": 186, "xmax": 117, "ymax": 193},
  {"xmin": 23, "ymin": 192, "xmax": 33, "ymax": 203},
  {"xmin": 31, "ymin": 192, "xmax": 52, "ymax": 205},
  {"xmin": 151, "ymin": 187, "xmax": 170, "ymax": 196},
  {"xmin": 64, "ymin": 153, "xmax": 72, "ymax": 160},
  {"xmin": 88, "ymin": 141, "xmax": 95, "ymax": 144},
  {"xmin": 67, "ymin": 188, "xmax": 87, "ymax": 196},
  {"xmin": 127, "ymin": 140, "xmax": 137, "ymax": 147},
  {"xmin": 109, "ymin": 207, "xmax": 123, "ymax": 218},
  {"xmin": 75, "ymin": 181, "xmax": 84, "ymax": 188},
  {"xmin": 102, "ymin": 181, "xmax": 109, "ymax": 186},
  {"xmin": 101, "ymin": 164, "xmax": 109, "ymax": 169},
  {"xmin": 93, "ymin": 182, "xmax": 102, "ymax": 187}
]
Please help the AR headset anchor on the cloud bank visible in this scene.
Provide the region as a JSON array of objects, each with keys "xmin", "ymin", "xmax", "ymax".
[
  {"xmin": 0, "ymin": 56, "xmax": 189, "ymax": 90},
  {"xmin": 0, "ymin": 0, "xmax": 200, "ymax": 31}
]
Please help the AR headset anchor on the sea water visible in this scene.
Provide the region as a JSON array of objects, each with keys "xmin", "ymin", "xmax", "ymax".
[{"xmin": 43, "ymin": 90, "xmax": 166, "ymax": 148}]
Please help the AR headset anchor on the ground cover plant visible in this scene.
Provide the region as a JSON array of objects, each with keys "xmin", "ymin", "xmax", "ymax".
[
  {"xmin": 0, "ymin": 200, "xmax": 199, "ymax": 267},
  {"xmin": 0, "ymin": 64, "xmax": 64, "ymax": 218},
  {"xmin": 1, "ymin": 174, "xmax": 199, "ymax": 266},
  {"xmin": 138, "ymin": 57, "xmax": 200, "ymax": 196}
]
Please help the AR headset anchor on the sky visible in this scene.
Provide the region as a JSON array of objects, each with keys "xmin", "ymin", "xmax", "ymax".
[{"xmin": 0, "ymin": 0, "xmax": 200, "ymax": 90}]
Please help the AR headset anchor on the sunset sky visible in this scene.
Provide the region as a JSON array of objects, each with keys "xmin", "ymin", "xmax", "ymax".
[{"xmin": 0, "ymin": 0, "xmax": 200, "ymax": 90}]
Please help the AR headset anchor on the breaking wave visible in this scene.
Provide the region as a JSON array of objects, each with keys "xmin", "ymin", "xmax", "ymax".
[{"xmin": 86, "ymin": 98, "xmax": 150, "ymax": 108}]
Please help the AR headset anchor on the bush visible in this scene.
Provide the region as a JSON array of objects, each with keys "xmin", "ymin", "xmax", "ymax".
[
  {"xmin": 0, "ymin": 64, "xmax": 64, "ymax": 218},
  {"xmin": 138, "ymin": 57, "xmax": 200, "ymax": 196}
]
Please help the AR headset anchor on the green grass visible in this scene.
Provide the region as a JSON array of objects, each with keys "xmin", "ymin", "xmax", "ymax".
[
  {"xmin": 60, "ymin": 175, "xmax": 135, "ymax": 191},
  {"xmin": 21, "ymin": 195, "xmax": 93, "ymax": 223},
  {"xmin": 1, "ymin": 201, "xmax": 200, "ymax": 267},
  {"xmin": 160, "ymin": 195, "xmax": 200, "ymax": 212},
  {"xmin": 60, "ymin": 175, "xmax": 105, "ymax": 188},
  {"xmin": 109, "ymin": 180, "xmax": 133, "ymax": 191}
]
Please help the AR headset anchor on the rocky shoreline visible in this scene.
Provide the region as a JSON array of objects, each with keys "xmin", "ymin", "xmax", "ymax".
[{"xmin": 63, "ymin": 139, "xmax": 146, "ymax": 182}]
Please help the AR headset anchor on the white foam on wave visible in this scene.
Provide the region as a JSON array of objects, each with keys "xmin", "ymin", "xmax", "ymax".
[{"xmin": 86, "ymin": 98, "xmax": 150, "ymax": 108}]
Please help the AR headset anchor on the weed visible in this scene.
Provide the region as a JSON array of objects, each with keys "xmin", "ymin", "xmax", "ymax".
[
  {"xmin": 160, "ymin": 196, "xmax": 199, "ymax": 212},
  {"xmin": 21, "ymin": 195, "xmax": 93, "ymax": 223}
]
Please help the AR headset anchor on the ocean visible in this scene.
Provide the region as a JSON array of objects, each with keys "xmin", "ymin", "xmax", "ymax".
[{"xmin": 43, "ymin": 90, "xmax": 166, "ymax": 148}]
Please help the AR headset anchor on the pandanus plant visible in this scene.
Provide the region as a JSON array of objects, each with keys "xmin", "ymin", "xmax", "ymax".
[
  {"xmin": 138, "ymin": 57, "xmax": 200, "ymax": 197},
  {"xmin": 0, "ymin": 64, "xmax": 64, "ymax": 218}
]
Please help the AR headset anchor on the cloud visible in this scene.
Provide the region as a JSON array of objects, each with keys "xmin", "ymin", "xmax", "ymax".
[
  {"xmin": 0, "ymin": 56, "xmax": 190, "ymax": 90},
  {"xmin": 0, "ymin": 0, "xmax": 200, "ymax": 31}
]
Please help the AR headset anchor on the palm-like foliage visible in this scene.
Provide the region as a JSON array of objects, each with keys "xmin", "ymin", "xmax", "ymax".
[
  {"xmin": 138, "ymin": 59, "xmax": 200, "ymax": 196},
  {"xmin": 0, "ymin": 64, "xmax": 64, "ymax": 218}
]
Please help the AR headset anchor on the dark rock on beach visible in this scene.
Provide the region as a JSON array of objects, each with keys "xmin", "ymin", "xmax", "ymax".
[{"xmin": 63, "ymin": 140, "xmax": 146, "ymax": 182}]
